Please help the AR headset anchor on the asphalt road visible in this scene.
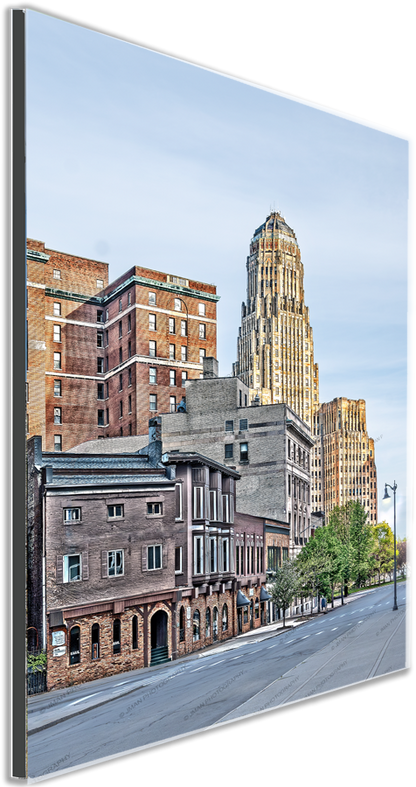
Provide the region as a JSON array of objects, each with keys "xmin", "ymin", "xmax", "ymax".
[{"xmin": 28, "ymin": 582, "xmax": 407, "ymax": 781}]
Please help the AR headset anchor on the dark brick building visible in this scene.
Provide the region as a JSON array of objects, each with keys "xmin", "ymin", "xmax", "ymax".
[
  {"xmin": 27, "ymin": 424, "xmax": 275, "ymax": 691},
  {"xmin": 26, "ymin": 239, "xmax": 219, "ymax": 451}
]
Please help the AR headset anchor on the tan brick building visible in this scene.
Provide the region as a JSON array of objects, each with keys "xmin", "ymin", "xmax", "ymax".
[
  {"xmin": 312, "ymin": 397, "xmax": 378, "ymax": 522},
  {"xmin": 26, "ymin": 239, "xmax": 218, "ymax": 451},
  {"xmin": 234, "ymin": 211, "xmax": 319, "ymax": 426}
]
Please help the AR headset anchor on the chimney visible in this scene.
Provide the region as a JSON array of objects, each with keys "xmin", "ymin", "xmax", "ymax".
[
  {"xmin": 148, "ymin": 416, "xmax": 162, "ymax": 465},
  {"xmin": 203, "ymin": 357, "xmax": 219, "ymax": 379}
]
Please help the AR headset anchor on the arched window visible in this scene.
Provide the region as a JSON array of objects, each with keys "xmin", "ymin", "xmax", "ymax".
[
  {"xmin": 179, "ymin": 606, "xmax": 185, "ymax": 642},
  {"xmin": 222, "ymin": 604, "xmax": 228, "ymax": 632},
  {"xmin": 91, "ymin": 623, "xmax": 99, "ymax": 660},
  {"xmin": 132, "ymin": 616, "xmax": 138, "ymax": 650},
  {"xmin": 255, "ymin": 597, "xmax": 260, "ymax": 619},
  {"xmin": 69, "ymin": 626, "xmax": 80, "ymax": 665},
  {"xmin": 113, "ymin": 618, "xmax": 121, "ymax": 654},
  {"xmin": 213, "ymin": 606, "xmax": 219, "ymax": 641},
  {"xmin": 205, "ymin": 607, "xmax": 211, "ymax": 638},
  {"xmin": 193, "ymin": 610, "xmax": 200, "ymax": 642}
]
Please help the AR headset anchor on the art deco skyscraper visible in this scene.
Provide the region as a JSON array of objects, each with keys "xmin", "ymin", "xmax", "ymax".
[
  {"xmin": 313, "ymin": 398, "xmax": 378, "ymax": 523},
  {"xmin": 235, "ymin": 211, "xmax": 319, "ymax": 426}
]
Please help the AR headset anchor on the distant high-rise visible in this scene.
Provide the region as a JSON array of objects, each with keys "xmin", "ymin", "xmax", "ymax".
[
  {"xmin": 313, "ymin": 397, "xmax": 378, "ymax": 523},
  {"xmin": 234, "ymin": 211, "xmax": 319, "ymax": 425}
]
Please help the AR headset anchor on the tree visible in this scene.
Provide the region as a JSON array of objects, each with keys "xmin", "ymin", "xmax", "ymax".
[
  {"xmin": 270, "ymin": 558, "xmax": 299, "ymax": 627},
  {"xmin": 372, "ymin": 522, "xmax": 395, "ymax": 583},
  {"xmin": 328, "ymin": 503, "xmax": 354, "ymax": 598},
  {"xmin": 295, "ymin": 530, "xmax": 333, "ymax": 613},
  {"xmin": 349, "ymin": 502, "xmax": 374, "ymax": 587}
]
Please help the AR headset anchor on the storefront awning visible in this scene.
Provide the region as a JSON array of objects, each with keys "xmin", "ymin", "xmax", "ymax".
[
  {"xmin": 236, "ymin": 590, "xmax": 251, "ymax": 607},
  {"xmin": 260, "ymin": 587, "xmax": 272, "ymax": 602}
]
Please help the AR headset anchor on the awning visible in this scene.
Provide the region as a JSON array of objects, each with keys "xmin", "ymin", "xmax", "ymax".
[
  {"xmin": 260, "ymin": 587, "xmax": 272, "ymax": 602},
  {"xmin": 236, "ymin": 590, "xmax": 251, "ymax": 607}
]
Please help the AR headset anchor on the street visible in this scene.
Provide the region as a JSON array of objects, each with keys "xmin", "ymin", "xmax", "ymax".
[{"xmin": 28, "ymin": 582, "xmax": 407, "ymax": 780}]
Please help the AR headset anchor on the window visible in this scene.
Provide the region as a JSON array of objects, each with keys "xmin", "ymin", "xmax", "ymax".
[
  {"xmin": 119, "ymin": 348, "xmax": 123, "ymax": 364},
  {"xmin": 148, "ymin": 292, "xmax": 156, "ymax": 306},
  {"xmin": 53, "ymin": 302, "xmax": 61, "ymax": 316},
  {"xmin": 181, "ymin": 371, "xmax": 187, "ymax": 386},
  {"xmin": 205, "ymin": 608, "xmax": 211, "ymax": 638},
  {"xmin": 169, "ymin": 396, "xmax": 176, "ymax": 413},
  {"xmin": 199, "ymin": 349, "xmax": 206, "ymax": 364},
  {"xmin": 105, "ymin": 330, "xmax": 108, "ymax": 346},
  {"xmin": 119, "ymin": 401, "xmax": 123, "ymax": 418},
  {"xmin": 106, "ymin": 408, "xmax": 109, "ymax": 425},
  {"xmin": 128, "ymin": 394, "xmax": 131, "ymax": 413},
  {"xmin": 128, "ymin": 368, "xmax": 132, "ymax": 386},
  {"xmin": 174, "ymin": 298, "xmax": 181, "ymax": 311},
  {"xmin": 222, "ymin": 495, "xmax": 230, "ymax": 523},
  {"xmin": 108, "ymin": 550, "xmax": 124, "ymax": 576},
  {"xmin": 150, "ymin": 394, "xmax": 157, "ymax": 411},
  {"xmin": 181, "ymin": 346, "xmax": 187, "ymax": 362},
  {"xmin": 179, "ymin": 607, "xmax": 185, "ymax": 642},
  {"xmin": 96, "ymin": 279, "xmax": 104, "ymax": 289},
  {"xmin": 119, "ymin": 373, "xmax": 123, "ymax": 391},
  {"xmin": 169, "ymin": 369, "xmax": 176, "ymax": 386},
  {"xmin": 98, "ymin": 410, "xmax": 105, "ymax": 426},
  {"xmin": 240, "ymin": 442, "xmax": 249, "ymax": 462},
  {"xmin": 97, "ymin": 358, "xmax": 104, "ymax": 373},
  {"xmin": 53, "ymin": 352, "xmax": 61, "ymax": 369},
  {"xmin": 54, "ymin": 380, "xmax": 61, "ymax": 397},
  {"xmin": 225, "ymin": 420, "xmax": 234, "ymax": 432},
  {"xmin": 222, "ymin": 539, "xmax": 230, "ymax": 571},
  {"xmin": 132, "ymin": 616, "xmax": 138, "ymax": 649},
  {"xmin": 127, "ymin": 314, "xmax": 131, "ymax": 332},
  {"xmin": 169, "ymin": 317, "xmax": 175, "ymax": 334},
  {"xmin": 149, "ymin": 340, "xmax": 156, "ymax": 357},
  {"xmin": 193, "ymin": 487, "xmax": 204, "ymax": 519},
  {"xmin": 169, "ymin": 344, "xmax": 175, "ymax": 360},
  {"xmin": 147, "ymin": 545, "xmax": 162, "ymax": 570},
  {"xmin": 97, "ymin": 331, "xmax": 104, "ymax": 348},
  {"xmin": 97, "ymin": 310, "xmax": 103, "ymax": 323},
  {"xmin": 63, "ymin": 508, "xmax": 81, "ymax": 522},
  {"xmin": 210, "ymin": 537, "xmax": 217, "ymax": 572},
  {"xmin": 128, "ymin": 292, "xmax": 132, "ymax": 306},
  {"xmin": 147, "ymin": 502, "xmax": 163, "ymax": 515},
  {"xmin": 128, "ymin": 341, "xmax": 132, "ymax": 358},
  {"xmin": 224, "ymin": 444, "xmax": 233, "ymax": 459},
  {"xmin": 175, "ymin": 546, "xmax": 182, "ymax": 574},
  {"xmin": 54, "ymin": 435, "xmax": 62, "ymax": 451},
  {"xmin": 149, "ymin": 313, "xmax": 156, "ymax": 331},
  {"xmin": 113, "ymin": 619, "xmax": 121, "ymax": 654},
  {"xmin": 149, "ymin": 367, "xmax": 157, "ymax": 385},
  {"xmin": 119, "ymin": 321, "xmax": 122, "ymax": 338},
  {"xmin": 54, "ymin": 407, "xmax": 62, "ymax": 424},
  {"xmin": 181, "ymin": 320, "xmax": 187, "ymax": 337},
  {"xmin": 107, "ymin": 504, "xmax": 124, "ymax": 519},
  {"xmin": 105, "ymin": 309, "xmax": 109, "ymax": 320},
  {"xmin": 222, "ymin": 604, "xmax": 228, "ymax": 631},
  {"xmin": 69, "ymin": 626, "xmax": 80, "ymax": 665},
  {"xmin": 239, "ymin": 419, "xmax": 248, "ymax": 432},
  {"xmin": 193, "ymin": 610, "xmax": 200, "ymax": 642},
  {"xmin": 199, "ymin": 323, "xmax": 206, "ymax": 339},
  {"xmin": 198, "ymin": 303, "xmax": 205, "ymax": 316},
  {"xmin": 119, "ymin": 298, "xmax": 122, "ymax": 312},
  {"xmin": 209, "ymin": 490, "xmax": 217, "ymax": 521},
  {"xmin": 91, "ymin": 623, "xmax": 100, "ymax": 660},
  {"xmin": 194, "ymin": 535, "xmax": 204, "ymax": 574},
  {"xmin": 53, "ymin": 268, "xmax": 61, "ymax": 279},
  {"xmin": 175, "ymin": 483, "xmax": 183, "ymax": 520},
  {"xmin": 267, "ymin": 546, "xmax": 281, "ymax": 572},
  {"xmin": 63, "ymin": 554, "xmax": 81, "ymax": 583}
]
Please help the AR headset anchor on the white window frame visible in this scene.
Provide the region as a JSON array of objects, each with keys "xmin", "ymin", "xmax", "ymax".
[
  {"xmin": 169, "ymin": 369, "xmax": 176, "ymax": 386},
  {"xmin": 193, "ymin": 486, "xmax": 204, "ymax": 519},
  {"xmin": 108, "ymin": 549, "xmax": 124, "ymax": 577},
  {"xmin": 53, "ymin": 302, "xmax": 61, "ymax": 316},
  {"xmin": 53, "ymin": 352, "xmax": 61, "ymax": 369},
  {"xmin": 222, "ymin": 538, "xmax": 229, "ymax": 572},
  {"xmin": 147, "ymin": 502, "xmax": 163, "ymax": 516},
  {"xmin": 96, "ymin": 279, "xmax": 104, "ymax": 289},
  {"xmin": 175, "ymin": 483, "xmax": 183, "ymax": 521},
  {"xmin": 199, "ymin": 348, "xmax": 206, "ymax": 363},
  {"xmin": 149, "ymin": 313, "xmax": 156, "ymax": 331},
  {"xmin": 169, "ymin": 396, "xmax": 176, "ymax": 413},
  {"xmin": 147, "ymin": 544, "xmax": 162, "ymax": 570},
  {"xmin": 175, "ymin": 546, "xmax": 183, "ymax": 574},
  {"xmin": 198, "ymin": 303, "xmax": 206, "ymax": 316},
  {"xmin": 181, "ymin": 346, "xmax": 187, "ymax": 362},
  {"xmin": 169, "ymin": 344, "xmax": 175, "ymax": 360},
  {"xmin": 54, "ymin": 407, "xmax": 62, "ymax": 424},
  {"xmin": 209, "ymin": 489, "xmax": 217, "ymax": 521},
  {"xmin": 169, "ymin": 317, "xmax": 175, "ymax": 334},
  {"xmin": 222, "ymin": 494, "xmax": 230, "ymax": 524},
  {"xmin": 54, "ymin": 380, "xmax": 61, "ymax": 397},
  {"xmin": 63, "ymin": 554, "xmax": 81, "ymax": 583},
  {"xmin": 149, "ymin": 340, "xmax": 156, "ymax": 357},
  {"xmin": 199, "ymin": 323, "xmax": 206, "ymax": 339},
  {"xmin": 63, "ymin": 507, "xmax": 81, "ymax": 523},
  {"xmin": 194, "ymin": 535, "xmax": 204, "ymax": 575},
  {"xmin": 210, "ymin": 537, "xmax": 217, "ymax": 573},
  {"xmin": 54, "ymin": 434, "xmax": 62, "ymax": 451},
  {"xmin": 53, "ymin": 269, "xmax": 61, "ymax": 279},
  {"xmin": 149, "ymin": 367, "xmax": 157, "ymax": 385},
  {"xmin": 149, "ymin": 394, "xmax": 157, "ymax": 411},
  {"xmin": 180, "ymin": 320, "xmax": 187, "ymax": 337},
  {"xmin": 148, "ymin": 292, "xmax": 156, "ymax": 306},
  {"xmin": 107, "ymin": 504, "xmax": 124, "ymax": 519},
  {"xmin": 174, "ymin": 298, "xmax": 181, "ymax": 311}
]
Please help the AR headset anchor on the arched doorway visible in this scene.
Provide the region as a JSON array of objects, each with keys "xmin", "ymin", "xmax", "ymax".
[{"xmin": 150, "ymin": 609, "xmax": 169, "ymax": 664}]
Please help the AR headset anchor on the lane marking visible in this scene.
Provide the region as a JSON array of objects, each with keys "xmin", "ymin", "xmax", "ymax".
[
  {"xmin": 315, "ymin": 631, "xmax": 323, "ymax": 635},
  {"xmin": 190, "ymin": 666, "xmax": 206, "ymax": 672},
  {"xmin": 69, "ymin": 693, "xmax": 98, "ymax": 706},
  {"xmin": 230, "ymin": 655, "xmax": 243, "ymax": 660},
  {"xmin": 207, "ymin": 660, "xmax": 225, "ymax": 667},
  {"xmin": 331, "ymin": 627, "xmax": 338, "ymax": 631},
  {"xmin": 301, "ymin": 635, "xmax": 310, "ymax": 639},
  {"xmin": 267, "ymin": 644, "xmax": 278, "ymax": 649}
]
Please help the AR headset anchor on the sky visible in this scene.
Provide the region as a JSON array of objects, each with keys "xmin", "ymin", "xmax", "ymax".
[{"xmin": 25, "ymin": 9, "xmax": 408, "ymax": 537}]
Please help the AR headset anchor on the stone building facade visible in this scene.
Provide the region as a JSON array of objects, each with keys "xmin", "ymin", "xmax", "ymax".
[
  {"xmin": 233, "ymin": 212, "xmax": 319, "ymax": 427},
  {"xmin": 27, "ymin": 431, "xmax": 272, "ymax": 691},
  {"xmin": 312, "ymin": 397, "xmax": 378, "ymax": 522},
  {"xmin": 26, "ymin": 239, "xmax": 218, "ymax": 451},
  {"xmin": 161, "ymin": 368, "xmax": 313, "ymax": 555}
]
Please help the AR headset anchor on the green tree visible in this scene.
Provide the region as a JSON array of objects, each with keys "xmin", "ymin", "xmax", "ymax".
[
  {"xmin": 328, "ymin": 503, "xmax": 354, "ymax": 598},
  {"xmin": 372, "ymin": 521, "xmax": 395, "ymax": 583},
  {"xmin": 349, "ymin": 502, "xmax": 374, "ymax": 587},
  {"xmin": 270, "ymin": 558, "xmax": 299, "ymax": 627},
  {"xmin": 296, "ymin": 529, "xmax": 332, "ymax": 613},
  {"xmin": 397, "ymin": 538, "xmax": 407, "ymax": 578}
]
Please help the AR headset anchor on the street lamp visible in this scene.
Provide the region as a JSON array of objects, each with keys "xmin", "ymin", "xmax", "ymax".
[{"xmin": 382, "ymin": 481, "xmax": 398, "ymax": 611}]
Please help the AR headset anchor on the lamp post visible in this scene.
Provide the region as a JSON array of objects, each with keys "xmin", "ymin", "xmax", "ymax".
[{"xmin": 382, "ymin": 481, "xmax": 398, "ymax": 611}]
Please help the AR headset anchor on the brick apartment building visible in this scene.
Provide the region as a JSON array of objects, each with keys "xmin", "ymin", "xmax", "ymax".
[
  {"xmin": 26, "ymin": 239, "xmax": 219, "ymax": 452},
  {"xmin": 27, "ymin": 424, "xmax": 279, "ymax": 691},
  {"xmin": 161, "ymin": 360, "xmax": 314, "ymax": 555}
]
